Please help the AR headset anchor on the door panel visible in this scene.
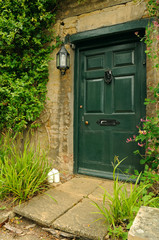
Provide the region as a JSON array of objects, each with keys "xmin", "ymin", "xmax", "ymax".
[
  {"xmin": 80, "ymin": 130, "xmax": 106, "ymax": 164},
  {"xmin": 114, "ymin": 76, "xmax": 134, "ymax": 113},
  {"xmin": 113, "ymin": 49, "xmax": 134, "ymax": 67},
  {"xmin": 85, "ymin": 79, "xmax": 104, "ymax": 113},
  {"xmin": 77, "ymin": 40, "xmax": 146, "ymax": 179},
  {"xmin": 86, "ymin": 54, "xmax": 104, "ymax": 70}
]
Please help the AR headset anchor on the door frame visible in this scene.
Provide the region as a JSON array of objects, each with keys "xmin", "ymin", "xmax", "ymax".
[{"xmin": 69, "ymin": 19, "xmax": 150, "ymax": 175}]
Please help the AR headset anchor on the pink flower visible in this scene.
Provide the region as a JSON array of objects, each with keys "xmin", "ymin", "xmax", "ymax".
[
  {"xmin": 153, "ymin": 21, "xmax": 159, "ymax": 27},
  {"xmin": 134, "ymin": 31, "xmax": 139, "ymax": 36},
  {"xmin": 126, "ymin": 136, "xmax": 136, "ymax": 143},
  {"xmin": 140, "ymin": 118, "xmax": 150, "ymax": 123},
  {"xmin": 139, "ymin": 130, "xmax": 147, "ymax": 135},
  {"xmin": 140, "ymin": 118, "xmax": 145, "ymax": 122},
  {"xmin": 157, "ymin": 35, "xmax": 159, "ymax": 41},
  {"xmin": 142, "ymin": 131, "xmax": 147, "ymax": 135},
  {"xmin": 138, "ymin": 142, "xmax": 145, "ymax": 147},
  {"xmin": 126, "ymin": 138, "xmax": 132, "ymax": 143},
  {"xmin": 148, "ymin": 147, "xmax": 153, "ymax": 151}
]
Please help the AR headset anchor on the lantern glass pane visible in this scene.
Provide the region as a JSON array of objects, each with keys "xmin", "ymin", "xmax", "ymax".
[
  {"xmin": 60, "ymin": 53, "xmax": 66, "ymax": 67},
  {"xmin": 56, "ymin": 54, "xmax": 60, "ymax": 68}
]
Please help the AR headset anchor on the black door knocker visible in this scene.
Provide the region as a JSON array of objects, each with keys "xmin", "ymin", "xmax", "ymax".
[{"xmin": 104, "ymin": 69, "xmax": 113, "ymax": 84}]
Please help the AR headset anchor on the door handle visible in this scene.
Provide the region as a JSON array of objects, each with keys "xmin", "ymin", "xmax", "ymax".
[
  {"xmin": 104, "ymin": 69, "xmax": 113, "ymax": 84},
  {"xmin": 96, "ymin": 119, "xmax": 120, "ymax": 126}
]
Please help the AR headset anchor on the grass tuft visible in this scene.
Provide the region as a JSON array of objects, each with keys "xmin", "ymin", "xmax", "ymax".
[{"xmin": 0, "ymin": 133, "xmax": 50, "ymax": 202}]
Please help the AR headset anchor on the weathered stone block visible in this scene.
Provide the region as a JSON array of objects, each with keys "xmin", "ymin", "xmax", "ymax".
[
  {"xmin": 63, "ymin": 16, "xmax": 77, "ymax": 29},
  {"xmin": 128, "ymin": 206, "xmax": 159, "ymax": 240},
  {"xmin": 77, "ymin": 2, "xmax": 146, "ymax": 32},
  {"xmin": 56, "ymin": 0, "xmax": 132, "ymax": 19}
]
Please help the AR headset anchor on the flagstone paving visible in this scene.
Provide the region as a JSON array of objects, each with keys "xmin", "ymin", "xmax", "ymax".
[{"xmin": 14, "ymin": 176, "xmax": 115, "ymax": 240}]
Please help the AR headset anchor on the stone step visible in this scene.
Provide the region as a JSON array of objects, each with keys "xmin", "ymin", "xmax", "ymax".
[
  {"xmin": 53, "ymin": 197, "xmax": 108, "ymax": 240},
  {"xmin": 14, "ymin": 176, "xmax": 109, "ymax": 240},
  {"xmin": 14, "ymin": 188, "xmax": 83, "ymax": 227}
]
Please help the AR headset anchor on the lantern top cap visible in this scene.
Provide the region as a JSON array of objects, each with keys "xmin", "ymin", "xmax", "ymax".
[{"xmin": 57, "ymin": 45, "xmax": 69, "ymax": 54}]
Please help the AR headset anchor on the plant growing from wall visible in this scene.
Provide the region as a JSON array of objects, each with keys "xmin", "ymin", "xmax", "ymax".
[
  {"xmin": 129, "ymin": 0, "xmax": 159, "ymax": 175},
  {"xmin": 0, "ymin": 0, "xmax": 61, "ymax": 134},
  {"xmin": 126, "ymin": 90, "xmax": 159, "ymax": 172},
  {"xmin": 144, "ymin": 0, "xmax": 159, "ymax": 68}
]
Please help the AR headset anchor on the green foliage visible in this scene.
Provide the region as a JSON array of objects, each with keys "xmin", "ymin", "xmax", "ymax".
[
  {"xmin": 140, "ymin": 164, "xmax": 159, "ymax": 184},
  {"xmin": 92, "ymin": 157, "xmax": 159, "ymax": 240},
  {"xmin": 147, "ymin": 0, "xmax": 159, "ymax": 17},
  {"xmin": 134, "ymin": 0, "xmax": 159, "ymax": 68},
  {"xmin": 108, "ymin": 225, "xmax": 128, "ymax": 240},
  {"xmin": 127, "ymin": 84, "xmax": 159, "ymax": 172},
  {"xmin": 0, "ymin": 0, "xmax": 60, "ymax": 133},
  {"xmin": 135, "ymin": 116, "xmax": 159, "ymax": 169},
  {"xmin": 144, "ymin": 0, "xmax": 159, "ymax": 68},
  {"xmin": 0, "ymin": 133, "xmax": 50, "ymax": 202},
  {"xmin": 134, "ymin": 164, "xmax": 159, "ymax": 197}
]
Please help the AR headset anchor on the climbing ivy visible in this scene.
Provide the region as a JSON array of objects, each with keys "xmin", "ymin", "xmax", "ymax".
[
  {"xmin": 130, "ymin": 0, "xmax": 159, "ymax": 171},
  {"xmin": 0, "ymin": 0, "xmax": 60, "ymax": 133}
]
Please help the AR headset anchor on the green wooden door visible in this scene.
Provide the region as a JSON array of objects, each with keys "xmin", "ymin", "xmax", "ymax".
[{"xmin": 76, "ymin": 38, "xmax": 146, "ymax": 179}]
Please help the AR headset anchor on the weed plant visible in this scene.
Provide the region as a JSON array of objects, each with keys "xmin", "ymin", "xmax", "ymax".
[
  {"xmin": 92, "ymin": 157, "xmax": 159, "ymax": 240},
  {"xmin": 0, "ymin": 134, "xmax": 50, "ymax": 202}
]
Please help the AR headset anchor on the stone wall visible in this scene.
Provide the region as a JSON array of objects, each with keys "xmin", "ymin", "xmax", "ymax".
[
  {"xmin": 32, "ymin": 0, "xmax": 158, "ymax": 174},
  {"xmin": 56, "ymin": 0, "xmax": 132, "ymax": 19},
  {"xmin": 56, "ymin": 1, "xmax": 147, "ymax": 39}
]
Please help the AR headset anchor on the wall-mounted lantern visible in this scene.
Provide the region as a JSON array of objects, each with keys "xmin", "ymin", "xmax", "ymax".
[{"xmin": 56, "ymin": 45, "xmax": 70, "ymax": 75}]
